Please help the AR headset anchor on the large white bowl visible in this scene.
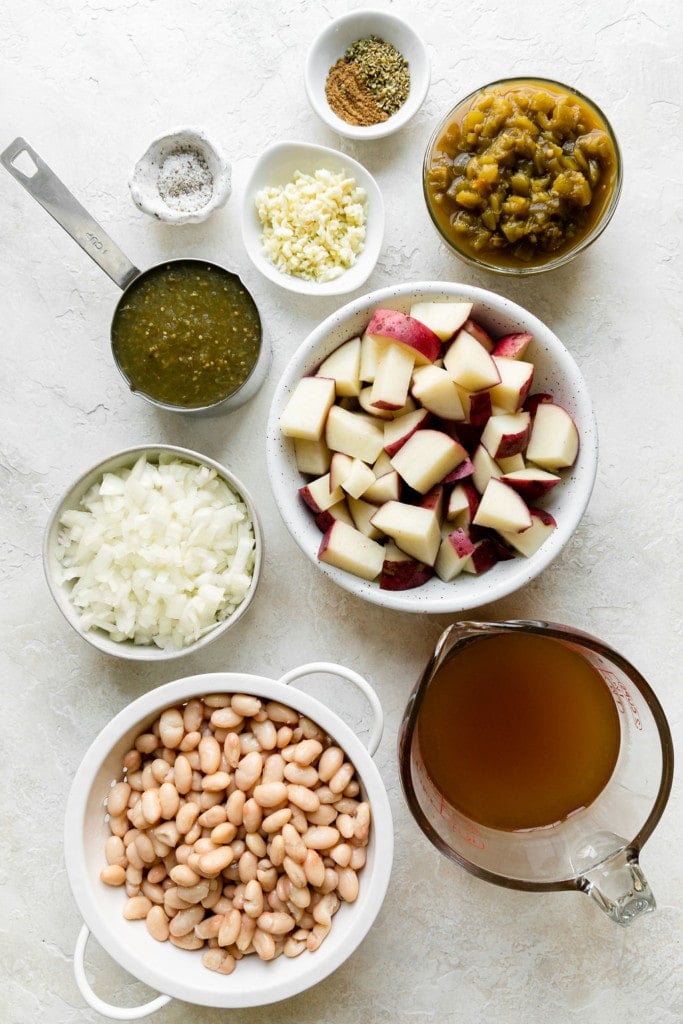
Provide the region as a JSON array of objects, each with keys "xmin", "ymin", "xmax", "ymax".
[
  {"xmin": 64, "ymin": 663, "xmax": 392, "ymax": 1016},
  {"xmin": 44, "ymin": 445, "xmax": 262, "ymax": 660},
  {"xmin": 240, "ymin": 141, "xmax": 384, "ymax": 296},
  {"xmin": 266, "ymin": 282, "xmax": 598, "ymax": 613},
  {"xmin": 304, "ymin": 9, "xmax": 430, "ymax": 141}
]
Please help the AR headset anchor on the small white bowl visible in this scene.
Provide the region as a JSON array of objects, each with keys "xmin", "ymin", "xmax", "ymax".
[
  {"xmin": 64, "ymin": 664, "xmax": 393, "ymax": 1014},
  {"xmin": 241, "ymin": 140, "xmax": 384, "ymax": 297},
  {"xmin": 266, "ymin": 282, "xmax": 598, "ymax": 614},
  {"xmin": 305, "ymin": 10, "xmax": 430, "ymax": 141},
  {"xmin": 129, "ymin": 127, "xmax": 232, "ymax": 225},
  {"xmin": 44, "ymin": 445, "xmax": 262, "ymax": 660}
]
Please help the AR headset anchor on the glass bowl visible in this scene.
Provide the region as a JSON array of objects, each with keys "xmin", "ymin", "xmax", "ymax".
[{"xmin": 423, "ymin": 77, "xmax": 623, "ymax": 276}]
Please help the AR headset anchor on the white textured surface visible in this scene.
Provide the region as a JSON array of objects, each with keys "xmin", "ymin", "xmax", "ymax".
[{"xmin": 1, "ymin": 1, "xmax": 681, "ymax": 1022}]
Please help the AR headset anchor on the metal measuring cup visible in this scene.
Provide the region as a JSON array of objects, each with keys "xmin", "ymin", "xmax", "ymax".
[{"xmin": 1, "ymin": 138, "xmax": 269, "ymax": 414}]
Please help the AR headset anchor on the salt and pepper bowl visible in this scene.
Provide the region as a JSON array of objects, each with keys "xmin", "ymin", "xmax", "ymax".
[{"xmin": 129, "ymin": 127, "xmax": 232, "ymax": 224}]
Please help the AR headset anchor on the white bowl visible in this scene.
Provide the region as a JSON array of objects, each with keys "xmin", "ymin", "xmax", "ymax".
[
  {"xmin": 305, "ymin": 10, "xmax": 430, "ymax": 140},
  {"xmin": 64, "ymin": 664, "xmax": 393, "ymax": 1015},
  {"xmin": 129, "ymin": 127, "xmax": 232, "ymax": 225},
  {"xmin": 44, "ymin": 445, "xmax": 262, "ymax": 660},
  {"xmin": 266, "ymin": 282, "xmax": 598, "ymax": 614},
  {"xmin": 240, "ymin": 140, "xmax": 384, "ymax": 297}
]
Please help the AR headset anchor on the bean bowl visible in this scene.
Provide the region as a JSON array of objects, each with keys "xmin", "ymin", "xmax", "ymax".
[
  {"xmin": 64, "ymin": 663, "xmax": 392, "ymax": 1017},
  {"xmin": 44, "ymin": 445, "xmax": 262, "ymax": 660},
  {"xmin": 266, "ymin": 281, "xmax": 598, "ymax": 613}
]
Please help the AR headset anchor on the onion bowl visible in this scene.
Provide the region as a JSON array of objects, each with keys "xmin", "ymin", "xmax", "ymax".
[
  {"xmin": 64, "ymin": 664, "xmax": 392, "ymax": 1017},
  {"xmin": 44, "ymin": 445, "xmax": 262, "ymax": 660},
  {"xmin": 266, "ymin": 282, "xmax": 598, "ymax": 613}
]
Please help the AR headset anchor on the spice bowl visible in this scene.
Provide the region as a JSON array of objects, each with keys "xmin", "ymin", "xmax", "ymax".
[
  {"xmin": 241, "ymin": 140, "xmax": 385, "ymax": 296},
  {"xmin": 129, "ymin": 127, "xmax": 232, "ymax": 224},
  {"xmin": 305, "ymin": 10, "xmax": 430, "ymax": 141}
]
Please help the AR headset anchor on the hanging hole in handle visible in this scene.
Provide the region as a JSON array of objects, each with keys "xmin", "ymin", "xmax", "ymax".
[
  {"xmin": 277, "ymin": 661, "xmax": 384, "ymax": 756},
  {"xmin": 74, "ymin": 924, "xmax": 172, "ymax": 1020},
  {"xmin": 11, "ymin": 148, "xmax": 39, "ymax": 178}
]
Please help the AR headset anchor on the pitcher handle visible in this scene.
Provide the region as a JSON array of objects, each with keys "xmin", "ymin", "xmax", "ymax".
[
  {"xmin": 277, "ymin": 662, "xmax": 383, "ymax": 756},
  {"xmin": 580, "ymin": 848, "xmax": 656, "ymax": 926},
  {"xmin": 74, "ymin": 924, "xmax": 171, "ymax": 1020}
]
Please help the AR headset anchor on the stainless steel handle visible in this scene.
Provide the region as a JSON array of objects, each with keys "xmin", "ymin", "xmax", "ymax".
[{"xmin": 1, "ymin": 137, "xmax": 140, "ymax": 291}]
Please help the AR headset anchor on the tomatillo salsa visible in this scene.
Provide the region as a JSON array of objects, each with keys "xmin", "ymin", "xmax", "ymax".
[{"xmin": 112, "ymin": 261, "xmax": 262, "ymax": 408}]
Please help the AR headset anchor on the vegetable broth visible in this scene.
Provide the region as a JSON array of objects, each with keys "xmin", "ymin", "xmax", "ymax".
[{"xmin": 417, "ymin": 633, "xmax": 620, "ymax": 831}]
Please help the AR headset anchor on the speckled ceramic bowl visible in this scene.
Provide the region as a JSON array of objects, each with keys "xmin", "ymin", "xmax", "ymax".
[
  {"xmin": 266, "ymin": 282, "xmax": 598, "ymax": 613},
  {"xmin": 129, "ymin": 127, "xmax": 232, "ymax": 224}
]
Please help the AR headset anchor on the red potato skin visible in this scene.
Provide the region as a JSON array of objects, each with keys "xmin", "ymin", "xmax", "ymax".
[
  {"xmin": 466, "ymin": 538, "xmax": 501, "ymax": 574},
  {"xmin": 528, "ymin": 507, "xmax": 558, "ymax": 528},
  {"xmin": 299, "ymin": 485, "xmax": 324, "ymax": 515},
  {"xmin": 380, "ymin": 556, "xmax": 434, "ymax": 591},
  {"xmin": 443, "ymin": 457, "xmax": 474, "ymax": 483},
  {"xmin": 383, "ymin": 411, "xmax": 431, "ymax": 457},
  {"xmin": 500, "ymin": 474, "xmax": 561, "ymax": 501},
  {"xmin": 314, "ymin": 507, "xmax": 347, "ymax": 532},
  {"xmin": 462, "ymin": 318, "xmax": 495, "ymax": 352},
  {"xmin": 523, "ymin": 392, "xmax": 554, "ymax": 416},
  {"xmin": 444, "ymin": 528, "xmax": 476, "ymax": 559},
  {"xmin": 419, "ymin": 484, "xmax": 445, "ymax": 519},
  {"xmin": 492, "ymin": 332, "xmax": 533, "ymax": 359},
  {"xmin": 366, "ymin": 309, "xmax": 441, "ymax": 364}
]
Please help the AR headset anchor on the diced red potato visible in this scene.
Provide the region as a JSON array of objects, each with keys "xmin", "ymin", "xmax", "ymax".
[
  {"xmin": 491, "ymin": 331, "xmax": 533, "ymax": 360},
  {"xmin": 283, "ymin": 302, "xmax": 577, "ymax": 587},
  {"xmin": 473, "ymin": 479, "xmax": 533, "ymax": 534},
  {"xmin": 461, "ymin": 318, "xmax": 495, "ymax": 352},
  {"xmin": 407, "ymin": 300, "xmax": 473, "ymax": 341},
  {"xmin": 370, "ymin": 501, "xmax": 441, "ymax": 566},
  {"xmin": 280, "ymin": 376, "xmax": 336, "ymax": 441},
  {"xmin": 525, "ymin": 403, "xmax": 579, "ymax": 470},
  {"xmin": 315, "ymin": 337, "xmax": 362, "ymax": 396},
  {"xmin": 390, "ymin": 430, "xmax": 468, "ymax": 495},
  {"xmin": 435, "ymin": 528, "xmax": 476, "ymax": 581},
  {"xmin": 489, "ymin": 357, "xmax": 534, "ymax": 412},
  {"xmin": 365, "ymin": 309, "xmax": 442, "ymax": 365},
  {"xmin": 443, "ymin": 329, "xmax": 501, "ymax": 391},
  {"xmin": 299, "ymin": 473, "xmax": 344, "ymax": 514},
  {"xmin": 480, "ymin": 412, "xmax": 531, "ymax": 460},
  {"xmin": 317, "ymin": 521, "xmax": 385, "ymax": 580},
  {"xmin": 383, "ymin": 407, "xmax": 431, "ymax": 457},
  {"xmin": 379, "ymin": 541, "xmax": 434, "ymax": 591},
  {"xmin": 370, "ymin": 343, "xmax": 415, "ymax": 411}
]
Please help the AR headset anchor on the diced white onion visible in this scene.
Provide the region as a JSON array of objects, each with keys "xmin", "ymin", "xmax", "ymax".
[{"xmin": 56, "ymin": 455, "xmax": 256, "ymax": 650}]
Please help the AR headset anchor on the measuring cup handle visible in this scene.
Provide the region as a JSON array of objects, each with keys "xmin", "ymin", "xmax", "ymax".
[
  {"xmin": 1, "ymin": 137, "xmax": 140, "ymax": 290},
  {"xmin": 73, "ymin": 924, "xmax": 171, "ymax": 1020},
  {"xmin": 277, "ymin": 662, "xmax": 383, "ymax": 756},
  {"xmin": 581, "ymin": 848, "xmax": 656, "ymax": 926}
]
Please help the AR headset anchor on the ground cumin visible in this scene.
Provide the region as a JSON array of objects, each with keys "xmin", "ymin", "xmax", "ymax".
[{"xmin": 325, "ymin": 58, "xmax": 388, "ymax": 127}]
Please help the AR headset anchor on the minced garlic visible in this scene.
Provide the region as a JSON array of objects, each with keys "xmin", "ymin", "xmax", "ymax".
[{"xmin": 255, "ymin": 168, "xmax": 367, "ymax": 282}]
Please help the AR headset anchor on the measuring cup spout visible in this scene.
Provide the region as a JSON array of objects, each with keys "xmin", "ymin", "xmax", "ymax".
[{"xmin": 575, "ymin": 836, "xmax": 656, "ymax": 926}]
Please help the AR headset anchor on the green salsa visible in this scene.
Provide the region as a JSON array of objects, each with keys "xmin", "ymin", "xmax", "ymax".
[{"xmin": 112, "ymin": 260, "xmax": 262, "ymax": 409}]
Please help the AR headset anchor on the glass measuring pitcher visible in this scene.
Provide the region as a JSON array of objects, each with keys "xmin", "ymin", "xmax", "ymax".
[{"xmin": 398, "ymin": 621, "xmax": 674, "ymax": 925}]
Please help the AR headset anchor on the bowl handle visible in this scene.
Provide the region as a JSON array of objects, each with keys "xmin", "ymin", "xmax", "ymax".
[
  {"xmin": 277, "ymin": 661, "xmax": 383, "ymax": 756},
  {"xmin": 74, "ymin": 924, "xmax": 172, "ymax": 1020}
]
